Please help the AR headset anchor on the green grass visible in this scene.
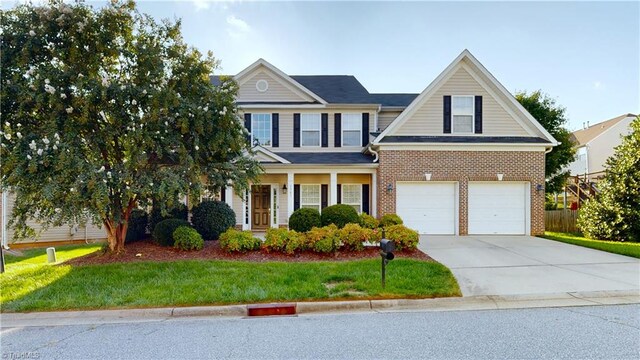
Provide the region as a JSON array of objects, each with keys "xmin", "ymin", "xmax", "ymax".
[
  {"xmin": 0, "ymin": 245, "xmax": 461, "ymax": 312},
  {"xmin": 542, "ymin": 232, "xmax": 640, "ymax": 259}
]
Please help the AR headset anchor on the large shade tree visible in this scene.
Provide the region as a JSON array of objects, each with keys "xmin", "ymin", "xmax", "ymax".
[
  {"xmin": 0, "ymin": 0, "xmax": 260, "ymax": 252},
  {"xmin": 516, "ymin": 90, "xmax": 575, "ymax": 194}
]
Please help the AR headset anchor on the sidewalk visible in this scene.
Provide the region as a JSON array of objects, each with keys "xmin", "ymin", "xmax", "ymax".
[{"xmin": 2, "ymin": 290, "xmax": 638, "ymax": 328}]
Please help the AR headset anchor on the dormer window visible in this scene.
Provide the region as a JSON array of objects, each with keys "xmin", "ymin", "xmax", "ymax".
[{"xmin": 452, "ymin": 96, "xmax": 474, "ymax": 134}]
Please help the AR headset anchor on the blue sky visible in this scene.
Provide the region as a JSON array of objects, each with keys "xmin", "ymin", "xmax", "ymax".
[{"xmin": 8, "ymin": 1, "xmax": 640, "ymax": 131}]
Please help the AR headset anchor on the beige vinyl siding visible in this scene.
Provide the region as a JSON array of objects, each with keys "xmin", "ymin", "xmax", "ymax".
[
  {"xmin": 586, "ymin": 117, "xmax": 634, "ymax": 174},
  {"xmin": 337, "ymin": 174, "xmax": 371, "ymax": 184},
  {"xmin": 378, "ymin": 110, "xmax": 403, "ymax": 131},
  {"xmin": 243, "ymin": 109, "xmax": 376, "ymax": 153},
  {"xmin": 393, "ymin": 66, "xmax": 529, "ymax": 136},
  {"xmin": 2, "ymin": 193, "xmax": 106, "ymax": 245},
  {"xmin": 237, "ymin": 69, "xmax": 314, "ymax": 103}
]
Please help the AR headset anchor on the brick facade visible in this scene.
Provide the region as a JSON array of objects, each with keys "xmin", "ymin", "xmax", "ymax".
[{"xmin": 377, "ymin": 150, "xmax": 546, "ymax": 235}]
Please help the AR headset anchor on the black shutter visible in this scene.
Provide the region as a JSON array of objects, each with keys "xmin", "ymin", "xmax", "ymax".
[
  {"xmin": 272, "ymin": 113, "xmax": 279, "ymax": 147},
  {"xmin": 443, "ymin": 96, "xmax": 451, "ymax": 134},
  {"xmin": 294, "ymin": 184, "xmax": 300, "ymax": 210},
  {"xmin": 293, "ymin": 113, "xmax": 301, "ymax": 148},
  {"xmin": 220, "ymin": 188, "xmax": 226, "ymax": 202},
  {"xmin": 244, "ymin": 113, "xmax": 252, "ymax": 143},
  {"xmin": 321, "ymin": 185, "xmax": 328, "ymax": 210},
  {"xmin": 321, "ymin": 113, "xmax": 328, "ymax": 147},
  {"xmin": 474, "ymin": 96, "xmax": 483, "ymax": 134},
  {"xmin": 334, "ymin": 113, "xmax": 342, "ymax": 147},
  {"xmin": 362, "ymin": 184, "xmax": 370, "ymax": 215},
  {"xmin": 337, "ymin": 184, "xmax": 342, "ymax": 204},
  {"xmin": 362, "ymin": 113, "xmax": 369, "ymax": 146}
]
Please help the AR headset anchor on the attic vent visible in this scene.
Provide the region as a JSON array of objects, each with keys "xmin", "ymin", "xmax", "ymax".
[{"xmin": 256, "ymin": 79, "xmax": 269, "ymax": 92}]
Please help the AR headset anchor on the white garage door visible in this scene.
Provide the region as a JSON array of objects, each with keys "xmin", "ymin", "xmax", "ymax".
[
  {"xmin": 396, "ymin": 182, "xmax": 456, "ymax": 235},
  {"xmin": 468, "ymin": 182, "xmax": 528, "ymax": 235}
]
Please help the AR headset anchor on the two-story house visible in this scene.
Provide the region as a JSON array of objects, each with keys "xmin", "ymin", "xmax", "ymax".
[{"xmin": 215, "ymin": 50, "xmax": 557, "ymax": 236}]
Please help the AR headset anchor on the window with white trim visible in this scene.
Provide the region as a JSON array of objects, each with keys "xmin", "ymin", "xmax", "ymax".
[
  {"xmin": 300, "ymin": 113, "xmax": 321, "ymax": 147},
  {"xmin": 300, "ymin": 184, "xmax": 321, "ymax": 212},
  {"xmin": 251, "ymin": 113, "xmax": 272, "ymax": 146},
  {"xmin": 342, "ymin": 184, "xmax": 362, "ymax": 213},
  {"xmin": 452, "ymin": 96, "xmax": 474, "ymax": 134},
  {"xmin": 342, "ymin": 113, "xmax": 361, "ymax": 147}
]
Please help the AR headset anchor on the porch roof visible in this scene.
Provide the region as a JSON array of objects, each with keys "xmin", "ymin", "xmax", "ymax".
[{"xmin": 275, "ymin": 152, "xmax": 375, "ymax": 164}]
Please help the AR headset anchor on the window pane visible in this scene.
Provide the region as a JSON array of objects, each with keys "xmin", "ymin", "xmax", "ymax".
[
  {"xmin": 301, "ymin": 114, "xmax": 320, "ymax": 130},
  {"xmin": 252, "ymin": 114, "xmax": 272, "ymax": 146},
  {"xmin": 453, "ymin": 115, "xmax": 473, "ymax": 133},
  {"xmin": 343, "ymin": 130, "xmax": 360, "ymax": 146},
  {"xmin": 301, "ymin": 131, "xmax": 320, "ymax": 146},
  {"xmin": 342, "ymin": 114, "xmax": 361, "ymax": 130},
  {"xmin": 301, "ymin": 185, "xmax": 320, "ymax": 207},
  {"xmin": 452, "ymin": 96, "xmax": 473, "ymax": 115},
  {"xmin": 342, "ymin": 184, "xmax": 361, "ymax": 213}
]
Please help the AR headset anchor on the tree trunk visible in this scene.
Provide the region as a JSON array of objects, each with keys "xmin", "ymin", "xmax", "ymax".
[{"xmin": 104, "ymin": 220, "xmax": 128, "ymax": 254}]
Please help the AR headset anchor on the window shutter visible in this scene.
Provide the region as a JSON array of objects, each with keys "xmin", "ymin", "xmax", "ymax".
[
  {"xmin": 334, "ymin": 113, "xmax": 342, "ymax": 147},
  {"xmin": 220, "ymin": 188, "xmax": 226, "ymax": 202},
  {"xmin": 337, "ymin": 184, "xmax": 341, "ymax": 204},
  {"xmin": 321, "ymin": 113, "xmax": 328, "ymax": 147},
  {"xmin": 474, "ymin": 96, "xmax": 483, "ymax": 134},
  {"xmin": 293, "ymin": 113, "xmax": 301, "ymax": 148},
  {"xmin": 362, "ymin": 184, "xmax": 370, "ymax": 215},
  {"xmin": 362, "ymin": 113, "xmax": 369, "ymax": 146},
  {"xmin": 321, "ymin": 185, "xmax": 328, "ymax": 210},
  {"xmin": 272, "ymin": 113, "xmax": 279, "ymax": 147},
  {"xmin": 294, "ymin": 184, "xmax": 300, "ymax": 210},
  {"xmin": 443, "ymin": 96, "xmax": 451, "ymax": 134},
  {"xmin": 244, "ymin": 113, "xmax": 252, "ymax": 142}
]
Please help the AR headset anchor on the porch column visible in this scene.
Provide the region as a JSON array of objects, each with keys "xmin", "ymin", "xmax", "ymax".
[
  {"xmin": 1, "ymin": 191, "xmax": 7, "ymax": 248},
  {"xmin": 224, "ymin": 185, "xmax": 233, "ymax": 208},
  {"xmin": 287, "ymin": 172, "xmax": 294, "ymax": 218},
  {"xmin": 371, "ymin": 172, "xmax": 377, "ymax": 218},
  {"xmin": 329, "ymin": 171, "xmax": 338, "ymax": 205}
]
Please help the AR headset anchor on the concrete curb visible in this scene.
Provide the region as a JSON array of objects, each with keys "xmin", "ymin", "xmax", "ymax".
[{"xmin": 1, "ymin": 290, "xmax": 638, "ymax": 328}]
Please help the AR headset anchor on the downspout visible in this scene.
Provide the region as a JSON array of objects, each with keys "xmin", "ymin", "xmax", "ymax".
[
  {"xmin": 1, "ymin": 191, "xmax": 8, "ymax": 249},
  {"xmin": 368, "ymin": 146, "xmax": 379, "ymax": 163}
]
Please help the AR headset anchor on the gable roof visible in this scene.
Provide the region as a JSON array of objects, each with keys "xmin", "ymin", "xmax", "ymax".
[
  {"xmin": 372, "ymin": 50, "xmax": 559, "ymax": 146},
  {"xmin": 570, "ymin": 113, "xmax": 636, "ymax": 146},
  {"xmin": 369, "ymin": 93, "xmax": 419, "ymax": 107},
  {"xmin": 249, "ymin": 146, "xmax": 290, "ymax": 164},
  {"xmin": 289, "ymin": 76, "xmax": 372, "ymax": 104}
]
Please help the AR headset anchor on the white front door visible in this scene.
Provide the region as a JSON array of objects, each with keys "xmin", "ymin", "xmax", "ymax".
[
  {"xmin": 468, "ymin": 182, "xmax": 528, "ymax": 235},
  {"xmin": 396, "ymin": 182, "xmax": 457, "ymax": 235}
]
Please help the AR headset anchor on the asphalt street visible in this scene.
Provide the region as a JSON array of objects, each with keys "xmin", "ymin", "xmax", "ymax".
[{"xmin": 1, "ymin": 304, "xmax": 638, "ymax": 359}]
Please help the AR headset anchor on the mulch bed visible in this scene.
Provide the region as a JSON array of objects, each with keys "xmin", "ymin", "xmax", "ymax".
[{"xmin": 66, "ymin": 239, "xmax": 434, "ymax": 266}]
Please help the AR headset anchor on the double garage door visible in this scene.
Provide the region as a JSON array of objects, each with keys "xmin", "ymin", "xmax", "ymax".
[{"xmin": 396, "ymin": 182, "xmax": 528, "ymax": 235}]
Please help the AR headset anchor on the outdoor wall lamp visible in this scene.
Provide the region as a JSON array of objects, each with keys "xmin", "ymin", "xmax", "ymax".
[
  {"xmin": 425, "ymin": 173, "xmax": 432, "ymax": 181},
  {"xmin": 536, "ymin": 184, "xmax": 544, "ymax": 193},
  {"xmin": 386, "ymin": 183, "xmax": 394, "ymax": 193},
  {"xmin": 282, "ymin": 184, "xmax": 288, "ymax": 194},
  {"xmin": 497, "ymin": 173, "xmax": 504, "ymax": 181}
]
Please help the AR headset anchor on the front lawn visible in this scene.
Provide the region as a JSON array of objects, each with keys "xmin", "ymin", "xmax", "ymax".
[
  {"xmin": 0, "ymin": 245, "xmax": 461, "ymax": 312},
  {"xmin": 542, "ymin": 232, "xmax": 640, "ymax": 259}
]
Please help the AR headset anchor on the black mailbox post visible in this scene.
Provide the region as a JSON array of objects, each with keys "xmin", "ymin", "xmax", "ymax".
[{"xmin": 379, "ymin": 237, "xmax": 395, "ymax": 288}]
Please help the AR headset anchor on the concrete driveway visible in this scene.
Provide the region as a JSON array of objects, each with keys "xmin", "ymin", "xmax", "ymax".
[{"xmin": 419, "ymin": 235, "xmax": 640, "ymax": 296}]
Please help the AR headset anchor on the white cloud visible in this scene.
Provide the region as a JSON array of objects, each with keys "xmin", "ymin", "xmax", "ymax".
[
  {"xmin": 192, "ymin": 0, "xmax": 210, "ymax": 11},
  {"xmin": 226, "ymin": 14, "xmax": 250, "ymax": 37}
]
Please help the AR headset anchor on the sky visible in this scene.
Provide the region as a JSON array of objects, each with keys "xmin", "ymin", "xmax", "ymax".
[{"xmin": 6, "ymin": 1, "xmax": 640, "ymax": 131}]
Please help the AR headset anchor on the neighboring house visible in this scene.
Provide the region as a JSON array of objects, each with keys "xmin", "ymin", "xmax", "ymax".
[
  {"xmin": 215, "ymin": 50, "xmax": 557, "ymax": 236},
  {"xmin": 1, "ymin": 50, "xmax": 558, "ymax": 246},
  {"xmin": 566, "ymin": 113, "xmax": 636, "ymax": 180}
]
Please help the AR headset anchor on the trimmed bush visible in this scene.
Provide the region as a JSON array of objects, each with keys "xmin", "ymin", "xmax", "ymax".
[
  {"xmin": 173, "ymin": 226, "xmax": 204, "ymax": 251},
  {"xmin": 306, "ymin": 225, "xmax": 340, "ymax": 253},
  {"xmin": 149, "ymin": 203, "xmax": 188, "ymax": 233},
  {"xmin": 152, "ymin": 218, "xmax": 190, "ymax": 247},
  {"xmin": 321, "ymin": 204, "xmax": 359, "ymax": 229},
  {"xmin": 385, "ymin": 224, "xmax": 419, "ymax": 250},
  {"xmin": 219, "ymin": 228, "xmax": 262, "ymax": 253},
  {"xmin": 359, "ymin": 213, "xmax": 379, "ymax": 229},
  {"xmin": 125, "ymin": 209, "xmax": 148, "ymax": 244},
  {"xmin": 289, "ymin": 208, "xmax": 321, "ymax": 232},
  {"xmin": 339, "ymin": 223, "xmax": 372, "ymax": 251},
  {"xmin": 263, "ymin": 228, "xmax": 305, "ymax": 254},
  {"xmin": 379, "ymin": 213, "xmax": 403, "ymax": 227},
  {"xmin": 191, "ymin": 200, "xmax": 236, "ymax": 240}
]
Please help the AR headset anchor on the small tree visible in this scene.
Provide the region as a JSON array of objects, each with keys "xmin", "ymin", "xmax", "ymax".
[
  {"xmin": 516, "ymin": 91, "xmax": 576, "ymax": 193},
  {"xmin": 578, "ymin": 116, "xmax": 640, "ymax": 242},
  {"xmin": 0, "ymin": 1, "xmax": 260, "ymax": 252}
]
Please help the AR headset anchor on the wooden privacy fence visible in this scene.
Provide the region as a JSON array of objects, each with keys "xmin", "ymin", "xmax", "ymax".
[{"xmin": 545, "ymin": 210, "xmax": 579, "ymax": 233}]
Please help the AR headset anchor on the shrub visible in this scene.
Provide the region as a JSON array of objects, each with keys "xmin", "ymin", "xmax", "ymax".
[
  {"xmin": 191, "ymin": 200, "xmax": 236, "ymax": 240},
  {"xmin": 384, "ymin": 224, "xmax": 419, "ymax": 250},
  {"xmin": 219, "ymin": 228, "xmax": 262, "ymax": 253},
  {"xmin": 358, "ymin": 213, "xmax": 379, "ymax": 229},
  {"xmin": 289, "ymin": 208, "xmax": 321, "ymax": 232},
  {"xmin": 306, "ymin": 225, "xmax": 340, "ymax": 253},
  {"xmin": 125, "ymin": 209, "xmax": 148, "ymax": 244},
  {"xmin": 263, "ymin": 228, "xmax": 305, "ymax": 254},
  {"xmin": 379, "ymin": 213, "xmax": 403, "ymax": 227},
  {"xmin": 149, "ymin": 203, "xmax": 188, "ymax": 233},
  {"xmin": 173, "ymin": 226, "xmax": 204, "ymax": 251},
  {"xmin": 152, "ymin": 218, "xmax": 191, "ymax": 247},
  {"xmin": 321, "ymin": 204, "xmax": 359, "ymax": 228},
  {"xmin": 339, "ymin": 223, "xmax": 374, "ymax": 251}
]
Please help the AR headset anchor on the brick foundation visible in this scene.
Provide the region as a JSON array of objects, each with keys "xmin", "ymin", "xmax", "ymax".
[{"xmin": 377, "ymin": 150, "xmax": 546, "ymax": 235}]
